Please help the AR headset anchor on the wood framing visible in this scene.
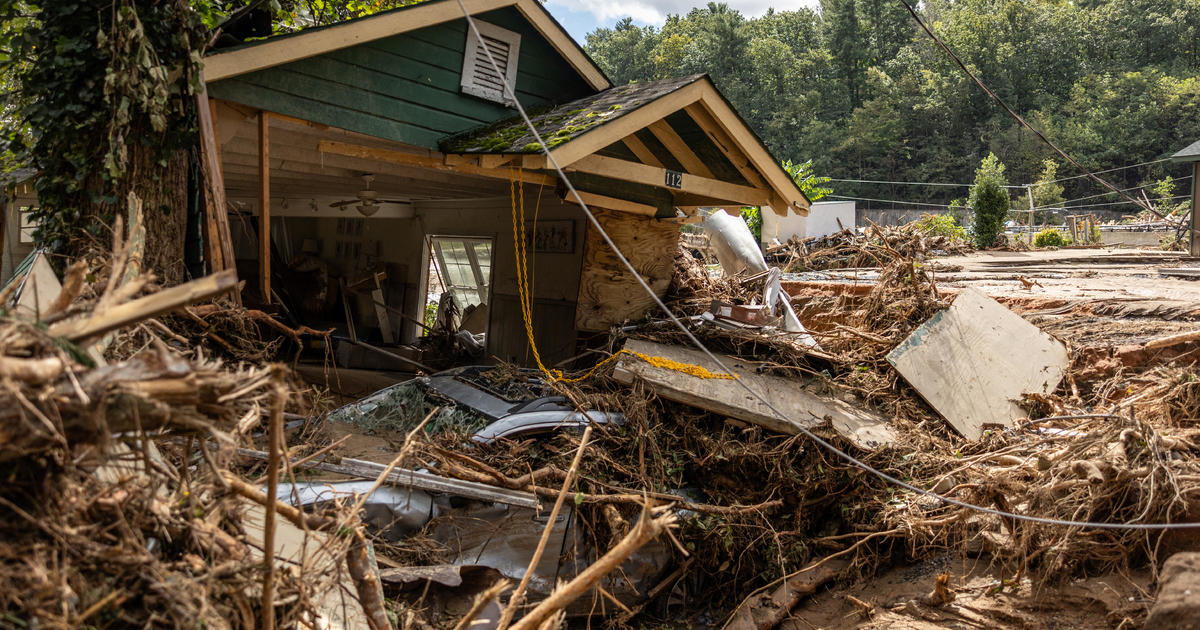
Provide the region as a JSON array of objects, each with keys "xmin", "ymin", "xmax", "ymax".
[
  {"xmin": 529, "ymin": 78, "xmax": 808, "ymax": 216},
  {"xmin": 1192, "ymin": 162, "xmax": 1200, "ymax": 257},
  {"xmin": 683, "ymin": 103, "xmax": 767, "ymax": 189},
  {"xmin": 258, "ymin": 111, "xmax": 271, "ymax": 303},
  {"xmin": 646, "ymin": 120, "xmax": 714, "ymax": 178},
  {"xmin": 561, "ymin": 190, "xmax": 657, "ymax": 216},
  {"xmin": 621, "ymin": 134, "xmax": 662, "ymax": 167},
  {"xmin": 318, "ymin": 140, "xmax": 556, "ymax": 184},
  {"xmin": 565, "ymin": 154, "xmax": 769, "ymax": 206},
  {"xmin": 688, "ymin": 96, "xmax": 809, "ymax": 215},
  {"xmin": 547, "ymin": 80, "xmax": 707, "ymax": 168},
  {"xmin": 203, "ymin": 0, "xmax": 608, "ymax": 90}
]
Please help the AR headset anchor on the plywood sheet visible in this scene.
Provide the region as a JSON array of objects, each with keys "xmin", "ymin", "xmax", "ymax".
[
  {"xmin": 613, "ymin": 339, "xmax": 894, "ymax": 450},
  {"xmin": 575, "ymin": 210, "xmax": 679, "ymax": 332},
  {"xmin": 886, "ymin": 287, "xmax": 1069, "ymax": 440}
]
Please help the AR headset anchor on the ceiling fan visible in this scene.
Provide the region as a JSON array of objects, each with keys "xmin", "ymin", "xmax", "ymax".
[{"xmin": 329, "ymin": 174, "xmax": 407, "ymax": 217}]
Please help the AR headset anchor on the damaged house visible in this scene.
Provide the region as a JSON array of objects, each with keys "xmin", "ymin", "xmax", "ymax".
[{"xmin": 193, "ymin": 0, "xmax": 809, "ymax": 367}]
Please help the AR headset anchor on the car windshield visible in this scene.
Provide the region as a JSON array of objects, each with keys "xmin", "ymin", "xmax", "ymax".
[{"xmin": 325, "ymin": 378, "xmax": 491, "ymax": 437}]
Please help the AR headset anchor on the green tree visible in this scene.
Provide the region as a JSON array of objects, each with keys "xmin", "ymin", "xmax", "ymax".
[
  {"xmin": 1017, "ymin": 159, "xmax": 1066, "ymax": 224},
  {"xmin": 969, "ymin": 153, "xmax": 1010, "ymax": 248}
]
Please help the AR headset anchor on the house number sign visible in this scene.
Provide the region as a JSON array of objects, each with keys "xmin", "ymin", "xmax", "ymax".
[{"xmin": 664, "ymin": 170, "xmax": 683, "ymax": 189}]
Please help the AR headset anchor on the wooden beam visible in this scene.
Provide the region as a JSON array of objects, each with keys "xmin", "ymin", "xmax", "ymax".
[
  {"xmin": 48, "ymin": 270, "xmax": 239, "ymax": 342},
  {"xmin": 622, "ymin": 134, "xmax": 663, "ymax": 168},
  {"xmin": 1192, "ymin": 162, "xmax": 1200, "ymax": 257},
  {"xmin": 684, "ymin": 103, "xmax": 767, "ymax": 189},
  {"xmin": 548, "ymin": 80, "xmax": 706, "ymax": 168},
  {"xmin": 566, "ymin": 154, "xmax": 770, "ymax": 206},
  {"xmin": 512, "ymin": 0, "xmax": 609, "ymax": 90},
  {"xmin": 646, "ymin": 120, "xmax": 715, "ymax": 178},
  {"xmin": 204, "ymin": 0, "xmax": 517, "ymax": 81},
  {"xmin": 258, "ymin": 111, "xmax": 271, "ymax": 304},
  {"xmin": 690, "ymin": 95, "xmax": 809, "ymax": 215},
  {"xmin": 318, "ymin": 140, "xmax": 556, "ymax": 185},
  {"xmin": 196, "ymin": 83, "xmax": 238, "ymax": 303},
  {"xmin": 443, "ymin": 153, "xmax": 517, "ymax": 169},
  {"xmin": 562, "ymin": 190, "xmax": 657, "ymax": 216}
]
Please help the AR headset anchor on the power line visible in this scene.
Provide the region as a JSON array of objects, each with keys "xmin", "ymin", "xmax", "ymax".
[
  {"xmin": 1042, "ymin": 157, "xmax": 1175, "ymax": 184},
  {"xmin": 829, "ymin": 177, "xmax": 1022, "ymax": 189},
  {"xmin": 1052, "ymin": 194, "xmax": 1189, "ymax": 211},
  {"xmin": 827, "ymin": 194, "xmax": 970, "ymax": 209},
  {"xmin": 897, "ymin": 0, "xmax": 1166, "ymax": 220},
  {"xmin": 1036, "ymin": 175, "xmax": 1194, "ymax": 207},
  {"xmin": 459, "ymin": 1, "xmax": 1200, "ymax": 532}
]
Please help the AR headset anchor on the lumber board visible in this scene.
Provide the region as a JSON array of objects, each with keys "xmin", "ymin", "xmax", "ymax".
[
  {"xmin": 258, "ymin": 111, "xmax": 271, "ymax": 303},
  {"xmin": 48, "ymin": 269, "xmax": 239, "ymax": 342},
  {"xmin": 575, "ymin": 211, "xmax": 679, "ymax": 331},
  {"xmin": 886, "ymin": 287, "xmax": 1069, "ymax": 440},
  {"xmin": 612, "ymin": 339, "xmax": 894, "ymax": 450}
]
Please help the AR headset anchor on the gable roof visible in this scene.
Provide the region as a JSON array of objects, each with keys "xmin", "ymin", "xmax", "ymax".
[
  {"xmin": 203, "ymin": 0, "xmax": 609, "ymax": 90},
  {"xmin": 1173, "ymin": 139, "xmax": 1200, "ymax": 163},
  {"xmin": 441, "ymin": 74, "xmax": 811, "ymax": 215},
  {"xmin": 441, "ymin": 75, "xmax": 704, "ymax": 153}
]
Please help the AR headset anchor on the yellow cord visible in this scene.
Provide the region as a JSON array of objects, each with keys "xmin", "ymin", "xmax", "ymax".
[{"xmin": 508, "ymin": 169, "xmax": 735, "ymax": 383}]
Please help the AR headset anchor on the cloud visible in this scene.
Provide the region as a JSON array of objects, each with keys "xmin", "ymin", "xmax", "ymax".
[{"xmin": 565, "ymin": 0, "xmax": 815, "ymax": 24}]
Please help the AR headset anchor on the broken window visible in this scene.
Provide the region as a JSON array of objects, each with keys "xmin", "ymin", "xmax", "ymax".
[{"xmin": 426, "ymin": 236, "xmax": 493, "ymax": 339}]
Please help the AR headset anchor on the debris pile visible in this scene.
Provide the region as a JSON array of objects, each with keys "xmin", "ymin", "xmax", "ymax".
[
  {"xmin": 765, "ymin": 221, "xmax": 972, "ymax": 272},
  {"xmin": 0, "ymin": 232, "xmax": 381, "ymax": 627}
]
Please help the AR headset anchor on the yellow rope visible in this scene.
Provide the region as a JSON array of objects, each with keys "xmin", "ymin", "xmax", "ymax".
[{"xmin": 508, "ymin": 169, "xmax": 735, "ymax": 383}]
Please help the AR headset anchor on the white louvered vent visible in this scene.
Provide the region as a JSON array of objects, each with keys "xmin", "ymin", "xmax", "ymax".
[{"xmin": 461, "ymin": 21, "xmax": 521, "ymax": 105}]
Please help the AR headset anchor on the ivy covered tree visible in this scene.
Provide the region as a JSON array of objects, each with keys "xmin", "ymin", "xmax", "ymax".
[
  {"xmin": 969, "ymin": 153, "xmax": 1011, "ymax": 248},
  {"xmin": 0, "ymin": 0, "xmax": 207, "ymax": 283}
]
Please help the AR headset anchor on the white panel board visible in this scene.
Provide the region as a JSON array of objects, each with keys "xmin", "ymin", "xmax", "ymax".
[{"xmin": 886, "ymin": 288, "xmax": 1069, "ymax": 440}]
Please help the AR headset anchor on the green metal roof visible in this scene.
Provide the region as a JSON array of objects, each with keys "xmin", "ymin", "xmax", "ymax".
[
  {"xmin": 1172, "ymin": 139, "xmax": 1200, "ymax": 163},
  {"xmin": 439, "ymin": 74, "xmax": 706, "ymax": 153}
]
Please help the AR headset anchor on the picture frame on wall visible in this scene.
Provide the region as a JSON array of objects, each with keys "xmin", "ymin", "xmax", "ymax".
[{"xmin": 526, "ymin": 219, "xmax": 574, "ymax": 254}]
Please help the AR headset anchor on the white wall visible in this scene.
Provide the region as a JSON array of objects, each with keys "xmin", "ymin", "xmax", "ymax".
[{"xmin": 761, "ymin": 200, "xmax": 856, "ymax": 244}]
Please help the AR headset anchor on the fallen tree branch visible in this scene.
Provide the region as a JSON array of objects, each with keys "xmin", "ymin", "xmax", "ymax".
[{"xmin": 508, "ymin": 505, "xmax": 677, "ymax": 630}]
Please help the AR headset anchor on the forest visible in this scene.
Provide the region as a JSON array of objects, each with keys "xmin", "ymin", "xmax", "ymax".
[{"xmin": 584, "ymin": 0, "xmax": 1200, "ymax": 215}]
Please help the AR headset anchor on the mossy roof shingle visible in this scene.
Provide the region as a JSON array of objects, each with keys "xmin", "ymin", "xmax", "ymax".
[{"xmin": 440, "ymin": 74, "xmax": 705, "ymax": 154}]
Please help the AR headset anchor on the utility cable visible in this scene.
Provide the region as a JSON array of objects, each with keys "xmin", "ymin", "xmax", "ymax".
[
  {"xmin": 897, "ymin": 0, "xmax": 1168, "ymax": 221},
  {"xmin": 828, "ymin": 177, "xmax": 1021, "ymax": 189},
  {"xmin": 457, "ymin": 0, "xmax": 1200, "ymax": 531},
  {"xmin": 826, "ymin": 194, "xmax": 972, "ymax": 209}
]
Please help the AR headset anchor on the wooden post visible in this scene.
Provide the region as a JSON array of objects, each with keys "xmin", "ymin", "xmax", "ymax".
[
  {"xmin": 258, "ymin": 111, "xmax": 271, "ymax": 304},
  {"xmin": 1191, "ymin": 162, "xmax": 1200, "ymax": 257}
]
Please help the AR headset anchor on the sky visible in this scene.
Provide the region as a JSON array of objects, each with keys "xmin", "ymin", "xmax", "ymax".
[{"xmin": 544, "ymin": 1, "xmax": 821, "ymax": 43}]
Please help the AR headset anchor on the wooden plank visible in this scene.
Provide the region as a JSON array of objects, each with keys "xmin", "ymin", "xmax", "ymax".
[
  {"xmin": 197, "ymin": 83, "xmax": 236, "ymax": 275},
  {"xmin": 318, "ymin": 140, "xmax": 556, "ymax": 184},
  {"xmin": 646, "ymin": 119, "xmax": 715, "ymax": 178},
  {"xmin": 562, "ymin": 190, "xmax": 658, "ymax": 217},
  {"xmin": 613, "ymin": 339, "xmax": 894, "ymax": 451},
  {"xmin": 258, "ymin": 111, "xmax": 271, "ymax": 304},
  {"xmin": 204, "ymin": 0, "xmax": 516, "ymax": 81},
  {"xmin": 1191, "ymin": 162, "xmax": 1200, "ymax": 257},
  {"xmin": 689, "ymin": 96, "xmax": 809, "ymax": 215},
  {"xmin": 886, "ymin": 288, "xmax": 1069, "ymax": 440},
  {"xmin": 575, "ymin": 210, "xmax": 678, "ymax": 331},
  {"xmin": 566, "ymin": 154, "xmax": 770, "ymax": 206},
  {"xmin": 621, "ymin": 134, "xmax": 663, "ymax": 167},
  {"xmin": 684, "ymin": 103, "xmax": 767, "ymax": 189},
  {"xmin": 512, "ymin": 0, "xmax": 609, "ymax": 90},
  {"xmin": 47, "ymin": 269, "xmax": 239, "ymax": 342}
]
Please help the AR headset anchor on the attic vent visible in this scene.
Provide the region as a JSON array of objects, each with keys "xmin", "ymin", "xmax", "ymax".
[{"xmin": 461, "ymin": 21, "xmax": 521, "ymax": 105}]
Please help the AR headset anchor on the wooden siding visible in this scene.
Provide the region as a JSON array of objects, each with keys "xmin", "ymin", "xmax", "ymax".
[{"xmin": 208, "ymin": 7, "xmax": 593, "ymax": 148}]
